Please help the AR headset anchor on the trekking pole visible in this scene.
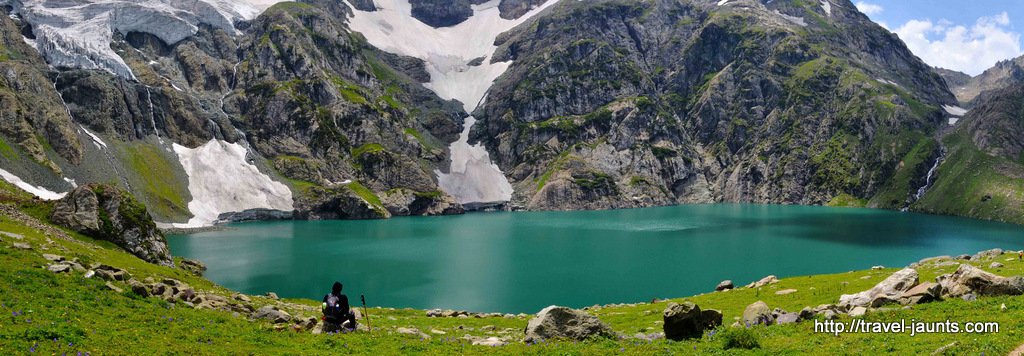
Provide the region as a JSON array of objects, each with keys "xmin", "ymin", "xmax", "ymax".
[{"xmin": 361, "ymin": 294, "xmax": 371, "ymax": 332}]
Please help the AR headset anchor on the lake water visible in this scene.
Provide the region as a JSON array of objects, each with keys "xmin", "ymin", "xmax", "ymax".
[{"xmin": 167, "ymin": 204, "xmax": 1024, "ymax": 313}]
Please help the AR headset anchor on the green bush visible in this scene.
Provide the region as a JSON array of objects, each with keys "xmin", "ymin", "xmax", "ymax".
[{"xmin": 717, "ymin": 326, "xmax": 760, "ymax": 350}]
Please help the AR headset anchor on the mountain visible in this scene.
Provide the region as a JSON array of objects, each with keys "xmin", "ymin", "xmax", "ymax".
[
  {"xmin": 936, "ymin": 55, "xmax": 1024, "ymax": 106},
  {"xmin": 476, "ymin": 0, "xmax": 955, "ymax": 211},
  {"xmin": 0, "ymin": 0, "xmax": 982, "ymax": 226},
  {"xmin": 914, "ymin": 81, "xmax": 1024, "ymax": 224}
]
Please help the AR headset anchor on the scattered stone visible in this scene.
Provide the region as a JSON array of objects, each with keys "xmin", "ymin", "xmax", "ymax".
[
  {"xmin": 129, "ymin": 279, "xmax": 149, "ymax": 297},
  {"xmin": 180, "ymin": 259, "xmax": 207, "ymax": 276},
  {"xmin": 523, "ymin": 306, "xmax": 615, "ymax": 343},
  {"xmin": 13, "ymin": 242, "xmax": 31, "ymax": 250},
  {"xmin": 974, "ymin": 249, "xmax": 1003, "ymax": 260},
  {"xmin": 938, "ymin": 264, "xmax": 1024, "ymax": 297},
  {"xmin": 849, "ymin": 306, "xmax": 867, "ymax": 317},
  {"xmin": 234, "ymin": 294, "xmax": 252, "ymax": 303},
  {"xmin": 839, "ymin": 268, "xmax": 919, "ymax": 308},
  {"xmin": 47, "ymin": 264, "xmax": 72, "ymax": 273},
  {"xmin": 991, "ymin": 262, "xmax": 1004, "ymax": 269},
  {"xmin": 42, "ymin": 254, "xmax": 65, "ymax": 262},
  {"xmin": 745, "ymin": 275, "xmax": 779, "ymax": 288},
  {"xmin": 298, "ymin": 317, "xmax": 318, "ymax": 331},
  {"xmin": 775, "ymin": 313, "xmax": 800, "ymax": 324},
  {"xmin": 253, "ymin": 305, "xmax": 292, "ymax": 324},
  {"xmin": 799, "ymin": 307, "xmax": 815, "ymax": 320},
  {"xmin": 0, "ymin": 231, "xmax": 24, "ymax": 239},
  {"xmin": 932, "ymin": 342, "xmax": 957, "ymax": 355},
  {"xmin": 955, "ymin": 254, "xmax": 971, "ymax": 261},
  {"xmin": 430, "ymin": 329, "xmax": 447, "ymax": 335},
  {"xmin": 83, "ymin": 270, "xmax": 95, "ymax": 279},
  {"xmin": 961, "ymin": 293, "xmax": 977, "ymax": 302},
  {"xmin": 1001, "ymin": 303, "xmax": 1007, "ymax": 311},
  {"xmin": 871, "ymin": 266, "xmax": 884, "ymax": 270},
  {"xmin": 662, "ymin": 302, "xmax": 721, "ymax": 341},
  {"xmin": 396, "ymin": 327, "xmax": 429, "ymax": 339},
  {"xmin": 860, "ymin": 275, "xmax": 872, "ymax": 280},
  {"xmin": 822, "ymin": 310, "xmax": 838, "ymax": 320},
  {"xmin": 715, "ymin": 280, "xmax": 734, "ymax": 292},
  {"xmin": 633, "ymin": 332, "xmax": 665, "ymax": 341},
  {"xmin": 265, "ymin": 292, "xmax": 279, "ymax": 300},
  {"xmin": 472, "ymin": 337, "xmax": 506, "ymax": 346},
  {"xmin": 742, "ymin": 301, "xmax": 773, "ymax": 326},
  {"xmin": 775, "ymin": 289, "xmax": 797, "ymax": 295},
  {"xmin": 105, "ymin": 282, "xmax": 123, "ymax": 293},
  {"xmin": 94, "ymin": 265, "xmax": 131, "ymax": 281}
]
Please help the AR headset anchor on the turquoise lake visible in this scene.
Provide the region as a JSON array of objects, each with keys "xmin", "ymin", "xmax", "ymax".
[{"xmin": 167, "ymin": 204, "xmax": 1024, "ymax": 313}]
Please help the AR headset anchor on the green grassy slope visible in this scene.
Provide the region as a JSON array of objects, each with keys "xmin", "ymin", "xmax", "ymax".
[
  {"xmin": 1, "ymin": 181, "xmax": 1023, "ymax": 354},
  {"xmin": 914, "ymin": 132, "xmax": 1024, "ymax": 225}
]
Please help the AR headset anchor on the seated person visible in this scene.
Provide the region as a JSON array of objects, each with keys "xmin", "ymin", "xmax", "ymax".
[{"xmin": 322, "ymin": 281, "xmax": 357, "ymax": 331}]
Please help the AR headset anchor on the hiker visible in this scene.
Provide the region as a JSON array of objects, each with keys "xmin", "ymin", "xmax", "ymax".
[
  {"xmin": 322, "ymin": 281, "xmax": 357, "ymax": 332},
  {"xmin": 1019, "ymin": 250, "xmax": 1022, "ymax": 261}
]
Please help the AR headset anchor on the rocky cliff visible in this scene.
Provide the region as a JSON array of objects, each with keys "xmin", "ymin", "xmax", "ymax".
[
  {"xmin": 936, "ymin": 55, "xmax": 1024, "ymax": 106},
  {"xmin": 477, "ymin": 0, "xmax": 955, "ymax": 211}
]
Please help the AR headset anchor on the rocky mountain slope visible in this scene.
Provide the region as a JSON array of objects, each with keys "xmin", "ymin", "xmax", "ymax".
[
  {"xmin": 2, "ymin": 0, "xmax": 1012, "ymax": 225},
  {"xmin": 936, "ymin": 55, "xmax": 1024, "ymax": 107},
  {"xmin": 0, "ymin": 0, "xmax": 479, "ymax": 226},
  {"xmin": 476, "ymin": 0, "xmax": 955, "ymax": 211},
  {"xmin": 914, "ymin": 82, "xmax": 1024, "ymax": 224}
]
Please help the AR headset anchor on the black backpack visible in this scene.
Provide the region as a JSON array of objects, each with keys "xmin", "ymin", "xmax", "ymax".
[{"xmin": 324, "ymin": 294, "xmax": 344, "ymax": 320}]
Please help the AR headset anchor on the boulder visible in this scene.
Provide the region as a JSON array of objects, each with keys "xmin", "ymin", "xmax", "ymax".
[
  {"xmin": 265, "ymin": 292, "xmax": 279, "ymax": 300},
  {"xmin": 180, "ymin": 259, "xmax": 207, "ymax": 276},
  {"xmin": 471, "ymin": 337, "xmax": 507, "ymax": 346},
  {"xmin": 523, "ymin": 306, "xmax": 614, "ymax": 343},
  {"xmin": 899, "ymin": 282, "xmax": 941, "ymax": 305},
  {"xmin": 13, "ymin": 242, "xmax": 31, "ymax": 250},
  {"xmin": 94, "ymin": 265, "xmax": 131, "ymax": 281},
  {"xmin": 47, "ymin": 264, "xmax": 72, "ymax": 273},
  {"xmin": 938, "ymin": 264, "xmax": 1024, "ymax": 297},
  {"xmin": 128, "ymin": 279, "xmax": 149, "ymax": 297},
  {"xmin": 396, "ymin": 327, "xmax": 430, "ymax": 339},
  {"xmin": 105, "ymin": 282, "xmax": 123, "ymax": 293},
  {"xmin": 849, "ymin": 306, "xmax": 867, "ymax": 317},
  {"xmin": 775, "ymin": 312, "xmax": 800, "ymax": 324},
  {"xmin": 839, "ymin": 268, "xmax": 918, "ymax": 308},
  {"xmin": 742, "ymin": 301, "xmax": 773, "ymax": 326},
  {"xmin": 991, "ymin": 262, "xmax": 1004, "ymax": 269},
  {"xmin": 50, "ymin": 185, "xmax": 174, "ymax": 266},
  {"xmin": 42, "ymin": 254, "xmax": 65, "ymax": 262},
  {"xmin": 775, "ymin": 289, "xmax": 797, "ymax": 295},
  {"xmin": 974, "ymin": 249, "xmax": 1003, "ymax": 260},
  {"xmin": 253, "ymin": 305, "xmax": 292, "ymax": 324},
  {"xmin": 715, "ymin": 280, "xmax": 734, "ymax": 292},
  {"xmin": 745, "ymin": 275, "xmax": 779, "ymax": 288},
  {"xmin": 662, "ymin": 302, "xmax": 721, "ymax": 340}
]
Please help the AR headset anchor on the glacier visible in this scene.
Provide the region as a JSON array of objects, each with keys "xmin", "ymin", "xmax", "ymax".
[
  {"xmin": 6, "ymin": 0, "xmax": 285, "ymax": 79},
  {"xmin": 171, "ymin": 140, "xmax": 293, "ymax": 228},
  {"xmin": 345, "ymin": 0, "xmax": 559, "ymax": 204}
]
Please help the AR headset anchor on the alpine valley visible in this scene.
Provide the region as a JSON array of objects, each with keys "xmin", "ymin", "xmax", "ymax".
[
  {"xmin": 1, "ymin": 0, "xmax": 1019, "ymax": 227},
  {"xmin": 4, "ymin": 0, "xmax": 1024, "ymax": 354}
]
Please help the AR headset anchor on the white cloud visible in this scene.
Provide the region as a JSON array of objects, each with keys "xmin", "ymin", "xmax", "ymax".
[
  {"xmin": 855, "ymin": 2, "xmax": 884, "ymax": 16},
  {"xmin": 894, "ymin": 12, "xmax": 1023, "ymax": 76}
]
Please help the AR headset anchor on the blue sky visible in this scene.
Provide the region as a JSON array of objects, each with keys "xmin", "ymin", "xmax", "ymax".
[{"xmin": 854, "ymin": 1, "xmax": 1024, "ymax": 75}]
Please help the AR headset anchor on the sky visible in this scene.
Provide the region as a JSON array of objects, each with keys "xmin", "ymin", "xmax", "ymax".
[{"xmin": 854, "ymin": 0, "xmax": 1024, "ymax": 76}]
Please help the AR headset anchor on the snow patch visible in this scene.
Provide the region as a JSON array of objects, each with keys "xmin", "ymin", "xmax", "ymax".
[
  {"xmin": 948, "ymin": 117, "xmax": 960, "ymax": 126},
  {"xmin": 820, "ymin": 0, "xmax": 831, "ymax": 16},
  {"xmin": 79, "ymin": 125, "xmax": 107, "ymax": 149},
  {"xmin": 943, "ymin": 105, "xmax": 968, "ymax": 116},
  {"xmin": 0, "ymin": 168, "xmax": 66, "ymax": 200},
  {"xmin": 875, "ymin": 78, "xmax": 899, "ymax": 87},
  {"xmin": 9, "ymin": 0, "xmax": 287, "ymax": 79},
  {"xmin": 773, "ymin": 10, "xmax": 807, "ymax": 26},
  {"xmin": 345, "ymin": 0, "xmax": 556, "ymax": 204},
  {"xmin": 172, "ymin": 140, "xmax": 293, "ymax": 228},
  {"xmin": 717, "ymin": 0, "xmax": 730, "ymax": 6}
]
